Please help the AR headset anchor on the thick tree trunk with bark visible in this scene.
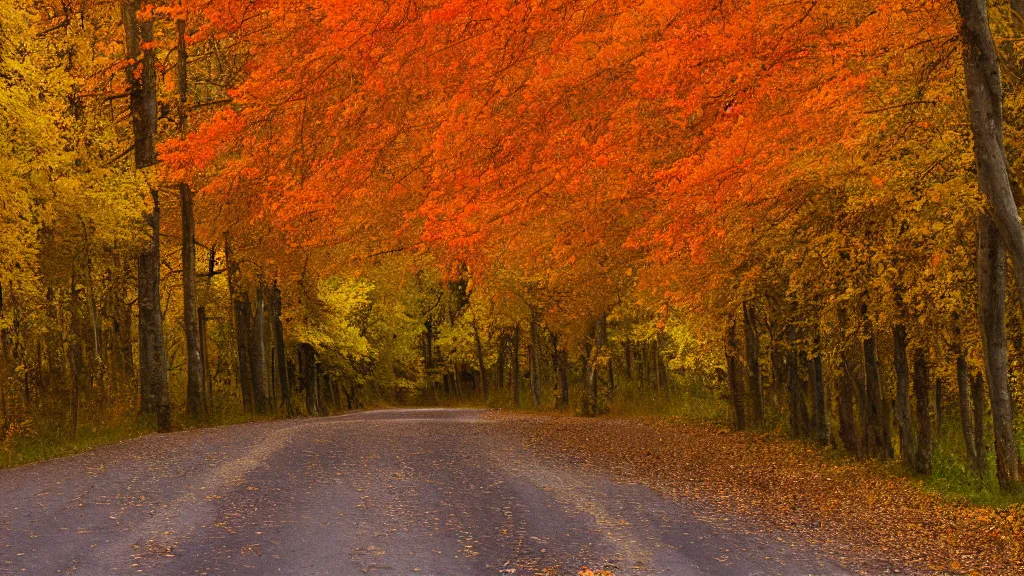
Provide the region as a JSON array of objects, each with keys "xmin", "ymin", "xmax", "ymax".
[
  {"xmin": 121, "ymin": 0, "xmax": 168, "ymax": 432},
  {"xmin": 978, "ymin": 213, "xmax": 1020, "ymax": 488},
  {"xmin": 175, "ymin": 11, "xmax": 204, "ymax": 418},
  {"xmin": 893, "ymin": 323, "xmax": 914, "ymax": 468},
  {"xmin": 912, "ymin": 350, "xmax": 933, "ymax": 475},
  {"xmin": 957, "ymin": 0, "xmax": 1024, "ymax": 317}
]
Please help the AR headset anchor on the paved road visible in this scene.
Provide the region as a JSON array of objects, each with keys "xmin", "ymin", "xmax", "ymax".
[{"xmin": 0, "ymin": 409, "xmax": 853, "ymax": 575}]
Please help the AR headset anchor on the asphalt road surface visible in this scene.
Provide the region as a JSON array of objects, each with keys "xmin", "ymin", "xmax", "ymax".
[{"xmin": 0, "ymin": 409, "xmax": 854, "ymax": 575}]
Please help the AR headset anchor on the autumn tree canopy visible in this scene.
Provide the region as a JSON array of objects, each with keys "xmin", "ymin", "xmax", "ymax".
[{"xmin": 7, "ymin": 0, "xmax": 1024, "ymax": 494}]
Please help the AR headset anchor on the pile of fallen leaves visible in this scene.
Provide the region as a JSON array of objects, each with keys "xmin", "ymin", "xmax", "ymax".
[{"xmin": 493, "ymin": 413, "xmax": 1023, "ymax": 575}]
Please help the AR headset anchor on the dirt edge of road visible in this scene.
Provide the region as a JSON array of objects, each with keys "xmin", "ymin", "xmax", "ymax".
[{"xmin": 492, "ymin": 411, "xmax": 1022, "ymax": 576}]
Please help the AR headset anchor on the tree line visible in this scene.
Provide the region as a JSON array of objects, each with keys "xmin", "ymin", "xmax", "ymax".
[{"xmin": 7, "ymin": 0, "xmax": 1024, "ymax": 493}]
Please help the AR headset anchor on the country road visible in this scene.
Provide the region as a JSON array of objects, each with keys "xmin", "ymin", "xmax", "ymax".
[{"xmin": 0, "ymin": 409, "xmax": 854, "ymax": 575}]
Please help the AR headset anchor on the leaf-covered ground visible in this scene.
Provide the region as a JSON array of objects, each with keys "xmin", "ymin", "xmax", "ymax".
[{"xmin": 493, "ymin": 412, "xmax": 1021, "ymax": 575}]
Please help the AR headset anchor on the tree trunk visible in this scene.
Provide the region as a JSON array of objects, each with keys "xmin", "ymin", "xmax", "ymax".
[
  {"xmin": 512, "ymin": 324, "xmax": 521, "ymax": 407},
  {"xmin": 424, "ymin": 320, "xmax": 433, "ymax": 369},
  {"xmin": 862, "ymin": 304, "xmax": 892, "ymax": 459},
  {"xmin": 121, "ymin": 0, "xmax": 167, "ymax": 432},
  {"xmin": 810, "ymin": 351, "xmax": 827, "ymax": 446},
  {"xmin": 551, "ymin": 333, "xmax": 566, "ymax": 408},
  {"xmin": 529, "ymin": 314, "xmax": 542, "ymax": 407},
  {"xmin": 978, "ymin": 213, "xmax": 1020, "ymax": 488},
  {"xmin": 473, "ymin": 320, "xmax": 487, "ymax": 398},
  {"xmin": 893, "ymin": 323, "xmax": 914, "ymax": 468},
  {"xmin": 743, "ymin": 303, "xmax": 763, "ymax": 426},
  {"xmin": 657, "ymin": 332, "xmax": 669, "ymax": 388},
  {"xmin": 175, "ymin": 9, "xmax": 203, "ymax": 418},
  {"xmin": 225, "ymin": 237, "xmax": 253, "ymax": 412},
  {"xmin": 727, "ymin": 321, "xmax": 745, "ymax": 430},
  {"xmin": 837, "ymin": 307, "xmax": 861, "ymax": 456},
  {"xmin": 957, "ymin": 0, "xmax": 1024, "ymax": 317},
  {"xmin": 198, "ymin": 305, "xmax": 211, "ymax": 411},
  {"xmin": 973, "ymin": 371, "xmax": 988, "ymax": 476},
  {"xmin": 559, "ymin": 349, "xmax": 569, "ymax": 409},
  {"xmin": 912, "ymin": 350, "xmax": 933, "ymax": 475},
  {"xmin": 234, "ymin": 294, "xmax": 254, "ymax": 412},
  {"xmin": 299, "ymin": 343, "xmax": 318, "ymax": 416},
  {"xmin": 956, "ymin": 342, "xmax": 980, "ymax": 473},
  {"xmin": 272, "ymin": 284, "xmax": 291, "ymax": 415},
  {"xmin": 624, "ymin": 339, "xmax": 633, "ymax": 380},
  {"xmin": 181, "ymin": 186, "xmax": 203, "ymax": 417},
  {"xmin": 497, "ymin": 331, "xmax": 506, "ymax": 390},
  {"xmin": 785, "ymin": 325, "xmax": 802, "ymax": 437},
  {"xmin": 251, "ymin": 283, "xmax": 268, "ymax": 413}
]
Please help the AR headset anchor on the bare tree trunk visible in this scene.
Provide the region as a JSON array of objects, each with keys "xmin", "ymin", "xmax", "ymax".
[
  {"xmin": 957, "ymin": 0, "xmax": 1024, "ymax": 317},
  {"xmin": 978, "ymin": 213, "xmax": 1020, "ymax": 488},
  {"xmin": 175, "ymin": 9, "xmax": 204, "ymax": 418},
  {"xmin": 497, "ymin": 330, "xmax": 506, "ymax": 390},
  {"xmin": 743, "ymin": 303, "xmax": 763, "ymax": 426},
  {"xmin": 837, "ymin": 307, "xmax": 861, "ymax": 456},
  {"xmin": 810, "ymin": 350, "xmax": 827, "ymax": 446},
  {"xmin": 272, "ymin": 283, "xmax": 291, "ymax": 415},
  {"xmin": 559, "ymin": 350, "xmax": 569, "ymax": 409},
  {"xmin": 956, "ymin": 338, "xmax": 979, "ymax": 473},
  {"xmin": 973, "ymin": 371, "xmax": 988, "ymax": 475},
  {"xmin": 512, "ymin": 324, "xmax": 521, "ymax": 407},
  {"xmin": 299, "ymin": 343, "xmax": 318, "ymax": 416},
  {"xmin": 862, "ymin": 304, "xmax": 892, "ymax": 459},
  {"xmin": 784, "ymin": 325, "xmax": 808, "ymax": 438},
  {"xmin": 234, "ymin": 294, "xmax": 254, "ymax": 412},
  {"xmin": 551, "ymin": 333, "xmax": 567, "ymax": 408},
  {"xmin": 529, "ymin": 314, "xmax": 542, "ymax": 407},
  {"xmin": 225, "ymin": 238, "xmax": 253, "ymax": 412},
  {"xmin": 181, "ymin": 182, "xmax": 203, "ymax": 417},
  {"xmin": 251, "ymin": 283, "xmax": 268, "ymax": 413},
  {"xmin": 657, "ymin": 332, "xmax": 669, "ymax": 388},
  {"xmin": 726, "ymin": 321, "xmax": 745, "ymax": 430},
  {"xmin": 473, "ymin": 320, "xmax": 487, "ymax": 398},
  {"xmin": 121, "ymin": 0, "xmax": 168, "ymax": 432},
  {"xmin": 624, "ymin": 339, "xmax": 633, "ymax": 380},
  {"xmin": 912, "ymin": 350, "xmax": 933, "ymax": 475},
  {"xmin": 198, "ymin": 305, "xmax": 211, "ymax": 410},
  {"xmin": 893, "ymin": 323, "xmax": 914, "ymax": 468}
]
